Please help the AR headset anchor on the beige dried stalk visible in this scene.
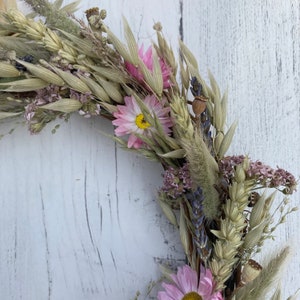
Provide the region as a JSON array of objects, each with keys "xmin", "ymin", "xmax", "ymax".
[
  {"xmin": 234, "ymin": 247, "xmax": 291, "ymax": 300},
  {"xmin": 0, "ymin": 0, "xmax": 17, "ymax": 12},
  {"xmin": 209, "ymin": 160, "xmax": 255, "ymax": 290},
  {"xmin": 0, "ymin": 9, "xmax": 131, "ymax": 107},
  {"xmin": 4, "ymin": 10, "xmax": 79, "ymax": 61},
  {"xmin": 241, "ymin": 191, "xmax": 275, "ymax": 259},
  {"xmin": 179, "ymin": 41, "xmax": 237, "ymax": 160},
  {"xmin": 170, "ymin": 95, "xmax": 220, "ymax": 220}
]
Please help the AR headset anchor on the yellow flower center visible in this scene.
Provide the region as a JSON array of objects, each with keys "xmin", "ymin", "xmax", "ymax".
[
  {"xmin": 182, "ymin": 292, "xmax": 202, "ymax": 300},
  {"xmin": 135, "ymin": 113, "xmax": 150, "ymax": 129}
]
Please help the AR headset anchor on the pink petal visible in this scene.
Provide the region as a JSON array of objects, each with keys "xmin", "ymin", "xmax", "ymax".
[
  {"xmin": 114, "ymin": 128, "xmax": 128, "ymax": 136},
  {"xmin": 171, "ymin": 265, "xmax": 198, "ymax": 294},
  {"xmin": 138, "ymin": 44, "xmax": 145, "ymax": 57},
  {"xmin": 113, "ymin": 94, "xmax": 172, "ymax": 148},
  {"xmin": 125, "ymin": 44, "xmax": 171, "ymax": 89},
  {"xmin": 159, "ymin": 265, "xmax": 223, "ymax": 300},
  {"xmin": 127, "ymin": 134, "xmax": 143, "ymax": 148},
  {"xmin": 181, "ymin": 265, "xmax": 198, "ymax": 293},
  {"xmin": 161, "ymin": 282, "xmax": 184, "ymax": 300},
  {"xmin": 143, "ymin": 46, "xmax": 153, "ymax": 70},
  {"xmin": 157, "ymin": 291, "xmax": 177, "ymax": 300}
]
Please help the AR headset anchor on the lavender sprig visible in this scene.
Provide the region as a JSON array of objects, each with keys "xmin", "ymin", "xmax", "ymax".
[{"xmin": 185, "ymin": 187, "xmax": 211, "ymax": 265}]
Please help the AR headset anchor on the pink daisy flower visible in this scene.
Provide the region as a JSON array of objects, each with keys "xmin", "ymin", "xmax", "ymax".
[
  {"xmin": 112, "ymin": 95, "xmax": 172, "ymax": 149},
  {"xmin": 125, "ymin": 44, "xmax": 172, "ymax": 89},
  {"xmin": 158, "ymin": 265, "xmax": 223, "ymax": 300}
]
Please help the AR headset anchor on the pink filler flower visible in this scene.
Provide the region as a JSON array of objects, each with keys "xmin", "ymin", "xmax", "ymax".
[
  {"xmin": 125, "ymin": 45, "xmax": 172, "ymax": 89},
  {"xmin": 158, "ymin": 265, "xmax": 223, "ymax": 300},
  {"xmin": 112, "ymin": 95, "xmax": 172, "ymax": 149}
]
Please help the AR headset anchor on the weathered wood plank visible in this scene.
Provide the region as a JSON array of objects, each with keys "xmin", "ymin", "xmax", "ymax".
[
  {"xmin": 182, "ymin": 1, "xmax": 300, "ymax": 298},
  {"xmin": 0, "ymin": 115, "xmax": 184, "ymax": 299},
  {"xmin": 1, "ymin": 0, "xmax": 299, "ymax": 299},
  {"xmin": 0, "ymin": 0, "xmax": 184, "ymax": 299}
]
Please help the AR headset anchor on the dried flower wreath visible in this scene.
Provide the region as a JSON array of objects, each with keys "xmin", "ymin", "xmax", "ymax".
[{"xmin": 0, "ymin": 1, "xmax": 299, "ymax": 299}]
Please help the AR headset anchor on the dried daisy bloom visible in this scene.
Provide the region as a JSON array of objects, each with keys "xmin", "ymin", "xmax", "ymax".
[
  {"xmin": 112, "ymin": 94, "xmax": 172, "ymax": 149},
  {"xmin": 158, "ymin": 265, "xmax": 223, "ymax": 300}
]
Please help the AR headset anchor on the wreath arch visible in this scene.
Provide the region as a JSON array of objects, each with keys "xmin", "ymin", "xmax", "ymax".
[{"xmin": 0, "ymin": 1, "xmax": 299, "ymax": 299}]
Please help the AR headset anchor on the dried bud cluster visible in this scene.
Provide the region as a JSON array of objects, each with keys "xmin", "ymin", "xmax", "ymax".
[
  {"xmin": 85, "ymin": 7, "xmax": 107, "ymax": 30},
  {"xmin": 219, "ymin": 155, "xmax": 297, "ymax": 194},
  {"xmin": 161, "ymin": 163, "xmax": 192, "ymax": 198}
]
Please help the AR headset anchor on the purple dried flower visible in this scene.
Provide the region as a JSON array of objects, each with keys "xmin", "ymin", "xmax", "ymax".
[
  {"xmin": 219, "ymin": 155, "xmax": 245, "ymax": 181},
  {"xmin": 69, "ymin": 89, "xmax": 93, "ymax": 103},
  {"xmin": 161, "ymin": 163, "xmax": 192, "ymax": 198},
  {"xmin": 79, "ymin": 103, "xmax": 101, "ymax": 118},
  {"xmin": 69, "ymin": 89, "xmax": 100, "ymax": 118},
  {"xmin": 247, "ymin": 160, "xmax": 297, "ymax": 193},
  {"xmin": 24, "ymin": 102, "xmax": 36, "ymax": 121},
  {"xmin": 219, "ymin": 156, "xmax": 297, "ymax": 194},
  {"xmin": 35, "ymin": 84, "xmax": 62, "ymax": 105},
  {"xmin": 186, "ymin": 187, "xmax": 211, "ymax": 263},
  {"xmin": 24, "ymin": 85, "xmax": 65, "ymax": 133},
  {"xmin": 248, "ymin": 160, "xmax": 274, "ymax": 179}
]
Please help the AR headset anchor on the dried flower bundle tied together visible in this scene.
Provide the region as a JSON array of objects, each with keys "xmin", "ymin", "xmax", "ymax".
[{"xmin": 0, "ymin": 1, "xmax": 298, "ymax": 299}]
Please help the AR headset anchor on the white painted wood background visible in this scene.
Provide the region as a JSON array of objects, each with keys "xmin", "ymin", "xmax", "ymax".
[{"xmin": 0, "ymin": 0, "xmax": 299, "ymax": 299}]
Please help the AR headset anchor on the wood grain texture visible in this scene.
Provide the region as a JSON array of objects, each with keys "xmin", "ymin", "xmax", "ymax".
[
  {"xmin": 1, "ymin": 1, "xmax": 184, "ymax": 299},
  {"xmin": 0, "ymin": 0, "xmax": 299, "ymax": 299},
  {"xmin": 182, "ymin": 1, "xmax": 300, "ymax": 298},
  {"xmin": 0, "ymin": 115, "xmax": 184, "ymax": 300}
]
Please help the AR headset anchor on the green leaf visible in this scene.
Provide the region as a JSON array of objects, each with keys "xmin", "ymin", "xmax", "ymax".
[
  {"xmin": 208, "ymin": 69, "xmax": 221, "ymax": 100},
  {"xmin": 0, "ymin": 111, "xmax": 22, "ymax": 120},
  {"xmin": 106, "ymin": 27, "xmax": 133, "ymax": 63},
  {"xmin": 218, "ymin": 120, "xmax": 238, "ymax": 158},
  {"xmin": 58, "ymin": 30, "xmax": 98, "ymax": 58},
  {"xmin": 15, "ymin": 59, "xmax": 64, "ymax": 86},
  {"xmin": 157, "ymin": 196, "xmax": 178, "ymax": 226},
  {"xmin": 179, "ymin": 39, "xmax": 199, "ymax": 70},
  {"xmin": 60, "ymin": 0, "xmax": 80, "ymax": 13},
  {"xmin": 40, "ymin": 98, "xmax": 82, "ymax": 113},
  {"xmin": 179, "ymin": 203, "xmax": 190, "ymax": 256},
  {"xmin": 0, "ymin": 78, "xmax": 49, "ymax": 92},
  {"xmin": 158, "ymin": 149, "xmax": 185, "ymax": 159},
  {"xmin": 122, "ymin": 16, "xmax": 139, "ymax": 65}
]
